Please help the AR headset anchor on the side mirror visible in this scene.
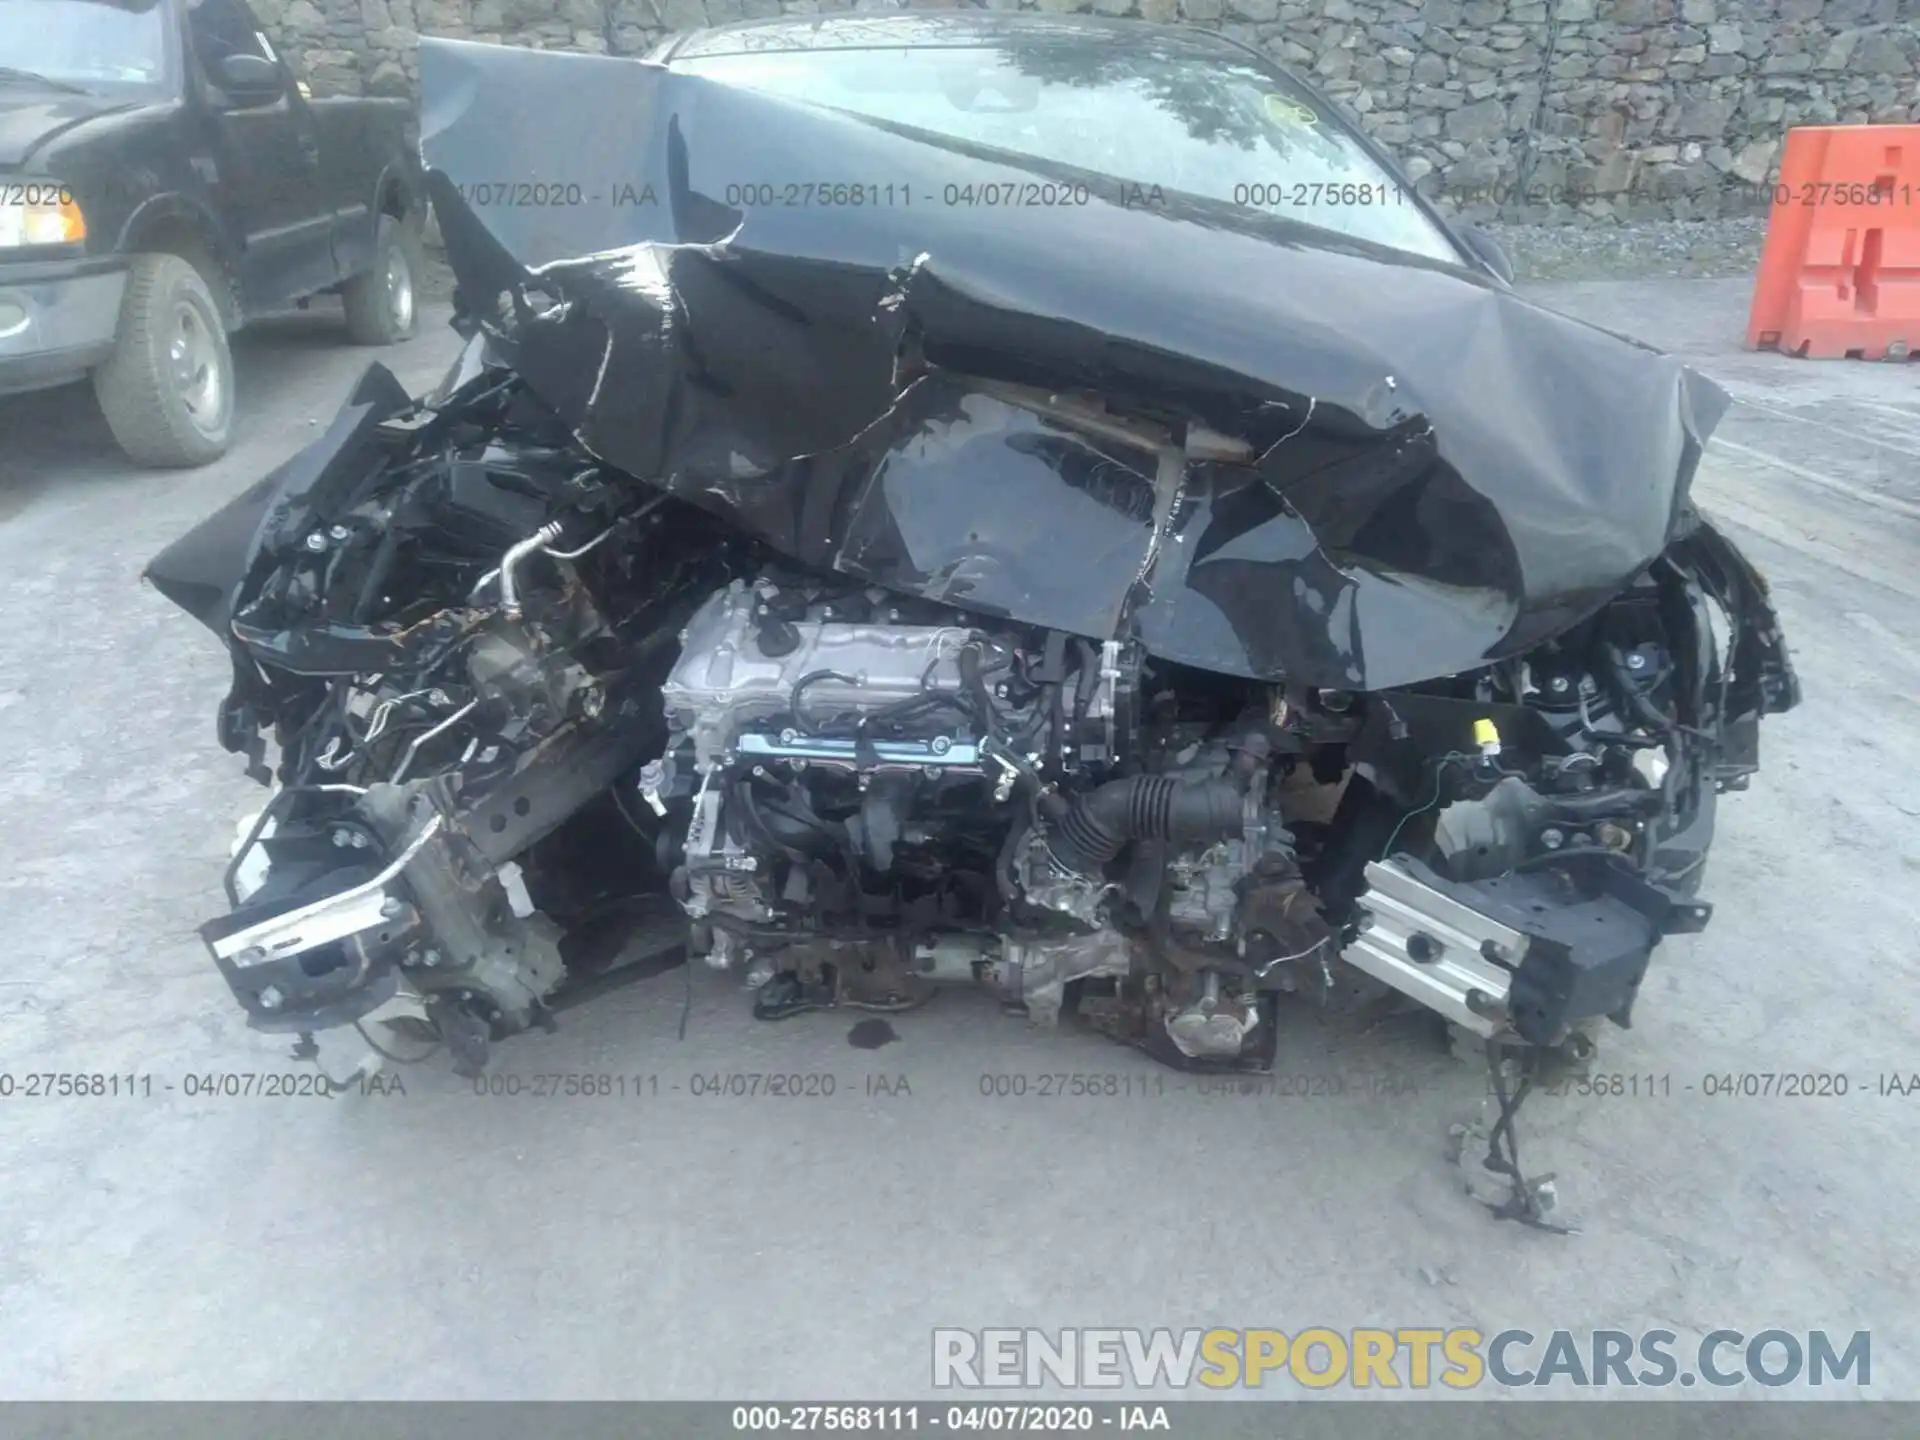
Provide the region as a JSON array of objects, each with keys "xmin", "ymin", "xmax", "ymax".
[
  {"xmin": 1461, "ymin": 224, "xmax": 1515, "ymax": 286},
  {"xmin": 213, "ymin": 52, "xmax": 283, "ymax": 106}
]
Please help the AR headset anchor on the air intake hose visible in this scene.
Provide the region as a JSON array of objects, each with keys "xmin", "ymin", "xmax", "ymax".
[{"xmin": 1042, "ymin": 775, "xmax": 1245, "ymax": 877}]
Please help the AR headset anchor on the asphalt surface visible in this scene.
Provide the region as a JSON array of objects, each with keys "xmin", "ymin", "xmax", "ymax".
[{"xmin": 0, "ymin": 279, "xmax": 1916, "ymax": 1400}]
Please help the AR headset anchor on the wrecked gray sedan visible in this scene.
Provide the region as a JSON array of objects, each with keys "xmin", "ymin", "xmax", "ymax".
[{"xmin": 148, "ymin": 16, "xmax": 1797, "ymax": 1220}]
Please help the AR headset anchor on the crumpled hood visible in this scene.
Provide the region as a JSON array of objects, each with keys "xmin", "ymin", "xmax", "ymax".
[{"xmin": 415, "ymin": 36, "xmax": 1728, "ymax": 691}]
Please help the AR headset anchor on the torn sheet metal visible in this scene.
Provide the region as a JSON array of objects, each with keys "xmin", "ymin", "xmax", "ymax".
[{"xmin": 416, "ymin": 36, "xmax": 1728, "ymax": 690}]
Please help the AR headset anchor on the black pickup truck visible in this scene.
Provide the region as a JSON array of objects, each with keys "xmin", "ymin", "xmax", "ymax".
[{"xmin": 0, "ymin": 0, "xmax": 424, "ymax": 465}]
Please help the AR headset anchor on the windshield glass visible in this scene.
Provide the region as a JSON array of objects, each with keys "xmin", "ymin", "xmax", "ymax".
[
  {"xmin": 0, "ymin": 0, "xmax": 170, "ymax": 94},
  {"xmin": 677, "ymin": 42, "xmax": 1462, "ymax": 265}
]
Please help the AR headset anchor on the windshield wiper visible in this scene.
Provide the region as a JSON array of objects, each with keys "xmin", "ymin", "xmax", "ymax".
[{"xmin": 0, "ymin": 66, "xmax": 90, "ymax": 95}]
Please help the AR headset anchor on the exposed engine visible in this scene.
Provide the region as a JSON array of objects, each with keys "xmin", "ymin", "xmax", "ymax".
[
  {"xmin": 141, "ymin": 346, "xmax": 1803, "ymax": 1229},
  {"xmin": 644, "ymin": 573, "xmax": 1324, "ymax": 1064},
  {"xmin": 147, "ymin": 343, "xmax": 1797, "ymax": 1107}
]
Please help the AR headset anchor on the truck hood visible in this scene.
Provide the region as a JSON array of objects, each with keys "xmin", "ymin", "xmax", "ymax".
[
  {"xmin": 0, "ymin": 90, "xmax": 135, "ymax": 168},
  {"xmin": 409, "ymin": 37, "xmax": 1729, "ymax": 691}
]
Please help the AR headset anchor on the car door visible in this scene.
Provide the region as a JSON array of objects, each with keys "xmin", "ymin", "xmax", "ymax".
[
  {"xmin": 307, "ymin": 90, "xmax": 388, "ymax": 283},
  {"xmin": 182, "ymin": 0, "xmax": 336, "ymax": 311}
]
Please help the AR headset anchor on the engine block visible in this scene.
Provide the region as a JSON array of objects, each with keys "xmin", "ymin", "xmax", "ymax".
[{"xmin": 660, "ymin": 579, "xmax": 991, "ymax": 771}]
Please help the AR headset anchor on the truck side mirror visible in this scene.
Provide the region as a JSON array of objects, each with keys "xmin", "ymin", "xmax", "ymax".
[{"xmin": 213, "ymin": 52, "xmax": 283, "ymax": 107}]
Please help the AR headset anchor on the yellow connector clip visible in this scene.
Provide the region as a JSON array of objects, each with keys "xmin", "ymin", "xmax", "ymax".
[{"xmin": 1472, "ymin": 716, "xmax": 1501, "ymax": 760}]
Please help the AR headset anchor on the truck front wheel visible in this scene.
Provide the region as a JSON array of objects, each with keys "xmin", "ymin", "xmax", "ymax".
[
  {"xmin": 341, "ymin": 214, "xmax": 422, "ymax": 345},
  {"xmin": 92, "ymin": 253, "xmax": 234, "ymax": 469}
]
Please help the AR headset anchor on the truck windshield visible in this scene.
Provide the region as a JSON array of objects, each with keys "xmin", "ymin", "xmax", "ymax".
[
  {"xmin": 677, "ymin": 44, "xmax": 1463, "ymax": 265},
  {"xmin": 0, "ymin": 0, "xmax": 170, "ymax": 95}
]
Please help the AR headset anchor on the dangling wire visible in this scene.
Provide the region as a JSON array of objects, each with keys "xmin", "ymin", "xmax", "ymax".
[
  {"xmin": 1481, "ymin": 1039, "xmax": 1574, "ymax": 1234},
  {"xmin": 1378, "ymin": 755, "xmax": 1457, "ymax": 859},
  {"xmin": 354, "ymin": 1016, "xmax": 444, "ymax": 1066}
]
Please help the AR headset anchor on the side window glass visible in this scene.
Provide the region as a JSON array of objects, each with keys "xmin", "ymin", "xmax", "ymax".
[{"xmin": 186, "ymin": 0, "xmax": 268, "ymax": 67}]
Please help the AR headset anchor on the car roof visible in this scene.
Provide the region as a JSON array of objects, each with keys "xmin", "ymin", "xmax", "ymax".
[{"xmin": 659, "ymin": 10, "xmax": 1252, "ymax": 64}]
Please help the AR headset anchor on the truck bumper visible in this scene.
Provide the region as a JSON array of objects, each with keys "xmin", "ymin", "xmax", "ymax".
[{"xmin": 0, "ymin": 259, "xmax": 126, "ymax": 397}]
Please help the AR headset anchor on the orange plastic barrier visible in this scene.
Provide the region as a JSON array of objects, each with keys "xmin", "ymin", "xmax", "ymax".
[{"xmin": 1744, "ymin": 125, "xmax": 1920, "ymax": 361}]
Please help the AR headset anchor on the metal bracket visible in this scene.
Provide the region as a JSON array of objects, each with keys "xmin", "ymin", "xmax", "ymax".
[{"xmin": 207, "ymin": 814, "xmax": 446, "ymax": 965}]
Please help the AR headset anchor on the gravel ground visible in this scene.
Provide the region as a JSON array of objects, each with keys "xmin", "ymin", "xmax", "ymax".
[
  {"xmin": 1483, "ymin": 217, "xmax": 1771, "ymax": 282},
  {"xmin": 419, "ymin": 249, "xmax": 457, "ymax": 303}
]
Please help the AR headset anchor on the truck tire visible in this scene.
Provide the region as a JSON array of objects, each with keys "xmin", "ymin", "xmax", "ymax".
[
  {"xmin": 92, "ymin": 253, "xmax": 235, "ymax": 469},
  {"xmin": 341, "ymin": 214, "xmax": 422, "ymax": 345}
]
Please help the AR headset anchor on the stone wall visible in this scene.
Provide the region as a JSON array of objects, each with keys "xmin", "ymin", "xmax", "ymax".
[{"xmin": 256, "ymin": 0, "xmax": 1920, "ymax": 222}]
